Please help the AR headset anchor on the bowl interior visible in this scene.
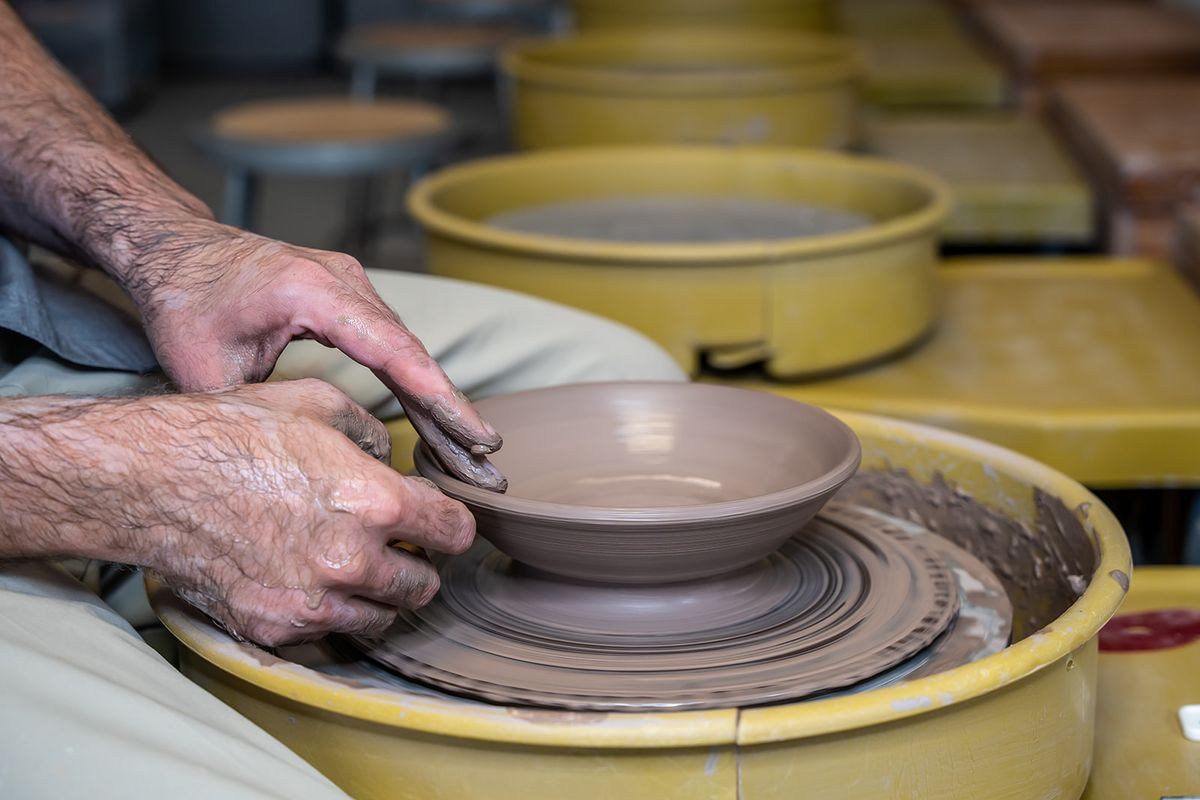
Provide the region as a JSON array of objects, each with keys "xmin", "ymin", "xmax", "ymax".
[{"xmin": 417, "ymin": 382, "xmax": 860, "ymax": 516}]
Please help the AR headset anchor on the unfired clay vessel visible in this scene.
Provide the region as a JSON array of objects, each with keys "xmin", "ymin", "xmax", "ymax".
[{"xmin": 414, "ymin": 382, "xmax": 861, "ymax": 584}]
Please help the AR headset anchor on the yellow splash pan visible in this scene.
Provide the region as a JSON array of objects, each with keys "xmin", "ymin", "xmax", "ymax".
[
  {"xmin": 152, "ymin": 412, "xmax": 1130, "ymax": 799},
  {"xmin": 569, "ymin": 0, "xmax": 833, "ymax": 33},
  {"xmin": 500, "ymin": 32, "xmax": 861, "ymax": 150},
  {"xmin": 409, "ymin": 146, "xmax": 950, "ymax": 378},
  {"xmin": 722, "ymin": 257, "xmax": 1200, "ymax": 487},
  {"xmin": 1083, "ymin": 566, "xmax": 1200, "ymax": 799}
]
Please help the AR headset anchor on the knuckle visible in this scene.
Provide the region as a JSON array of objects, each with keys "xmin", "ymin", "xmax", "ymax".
[
  {"xmin": 310, "ymin": 379, "xmax": 353, "ymax": 408},
  {"xmin": 326, "ymin": 253, "xmax": 366, "ymax": 276},
  {"xmin": 362, "ymin": 483, "xmax": 405, "ymax": 528},
  {"xmin": 333, "ymin": 552, "xmax": 372, "ymax": 586}
]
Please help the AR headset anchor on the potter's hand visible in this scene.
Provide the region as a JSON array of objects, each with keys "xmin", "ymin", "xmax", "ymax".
[
  {"xmin": 0, "ymin": 380, "xmax": 475, "ymax": 646},
  {"xmin": 123, "ymin": 220, "xmax": 505, "ymax": 491}
]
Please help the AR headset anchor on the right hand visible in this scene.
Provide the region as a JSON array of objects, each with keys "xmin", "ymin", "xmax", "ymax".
[{"xmin": 113, "ymin": 379, "xmax": 473, "ymax": 645}]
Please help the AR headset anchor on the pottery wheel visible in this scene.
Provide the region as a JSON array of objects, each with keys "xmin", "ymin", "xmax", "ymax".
[{"xmin": 347, "ymin": 506, "xmax": 960, "ymax": 711}]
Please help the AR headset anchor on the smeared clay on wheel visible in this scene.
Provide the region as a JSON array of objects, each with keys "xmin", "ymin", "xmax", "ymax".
[{"xmin": 348, "ymin": 506, "xmax": 960, "ymax": 711}]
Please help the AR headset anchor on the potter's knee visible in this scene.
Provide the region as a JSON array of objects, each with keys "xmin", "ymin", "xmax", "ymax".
[{"xmin": 568, "ymin": 317, "xmax": 688, "ymax": 383}]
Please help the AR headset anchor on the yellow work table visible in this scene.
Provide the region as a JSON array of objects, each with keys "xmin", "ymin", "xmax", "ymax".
[
  {"xmin": 865, "ymin": 114, "xmax": 1094, "ymax": 247},
  {"xmin": 835, "ymin": 0, "xmax": 1008, "ymax": 110},
  {"xmin": 1084, "ymin": 567, "xmax": 1200, "ymax": 799},
  {"xmin": 718, "ymin": 258, "xmax": 1200, "ymax": 487}
]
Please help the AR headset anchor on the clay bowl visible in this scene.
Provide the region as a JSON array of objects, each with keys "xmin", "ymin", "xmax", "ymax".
[{"xmin": 413, "ymin": 382, "xmax": 860, "ymax": 584}]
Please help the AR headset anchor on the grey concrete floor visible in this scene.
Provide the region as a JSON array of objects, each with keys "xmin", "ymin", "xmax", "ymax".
[{"xmin": 121, "ymin": 73, "xmax": 508, "ymax": 270}]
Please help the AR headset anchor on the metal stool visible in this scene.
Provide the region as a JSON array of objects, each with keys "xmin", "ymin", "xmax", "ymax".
[
  {"xmin": 421, "ymin": 0, "xmax": 558, "ymax": 24},
  {"xmin": 194, "ymin": 96, "xmax": 452, "ymax": 243},
  {"xmin": 335, "ymin": 22, "xmax": 519, "ymax": 98}
]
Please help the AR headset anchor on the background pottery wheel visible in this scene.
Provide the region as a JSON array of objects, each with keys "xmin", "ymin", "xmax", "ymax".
[
  {"xmin": 409, "ymin": 147, "xmax": 949, "ymax": 377},
  {"xmin": 347, "ymin": 506, "xmax": 960, "ymax": 711}
]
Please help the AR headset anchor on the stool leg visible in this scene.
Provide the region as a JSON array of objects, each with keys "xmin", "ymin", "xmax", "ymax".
[
  {"xmin": 344, "ymin": 176, "xmax": 379, "ymax": 255},
  {"xmin": 350, "ymin": 64, "xmax": 379, "ymax": 100},
  {"xmin": 221, "ymin": 169, "xmax": 257, "ymax": 230}
]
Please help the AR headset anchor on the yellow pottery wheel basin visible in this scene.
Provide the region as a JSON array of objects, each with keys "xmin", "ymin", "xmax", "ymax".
[
  {"xmin": 501, "ymin": 31, "xmax": 862, "ymax": 149},
  {"xmin": 409, "ymin": 146, "xmax": 950, "ymax": 378},
  {"xmin": 152, "ymin": 411, "xmax": 1129, "ymax": 800},
  {"xmin": 569, "ymin": 0, "xmax": 834, "ymax": 33}
]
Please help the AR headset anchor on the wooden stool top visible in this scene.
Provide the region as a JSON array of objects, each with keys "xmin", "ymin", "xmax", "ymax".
[
  {"xmin": 211, "ymin": 97, "xmax": 451, "ymax": 145},
  {"xmin": 339, "ymin": 22, "xmax": 520, "ymax": 56},
  {"xmin": 1051, "ymin": 78, "xmax": 1200, "ymax": 212},
  {"xmin": 974, "ymin": 1, "xmax": 1200, "ymax": 82}
]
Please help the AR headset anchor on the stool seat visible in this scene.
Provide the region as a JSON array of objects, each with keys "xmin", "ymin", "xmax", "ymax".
[
  {"xmin": 424, "ymin": 0, "xmax": 550, "ymax": 18},
  {"xmin": 336, "ymin": 23, "xmax": 518, "ymax": 80},
  {"xmin": 197, "ymin": 97, "xmax": 452, "ymax": 175}
]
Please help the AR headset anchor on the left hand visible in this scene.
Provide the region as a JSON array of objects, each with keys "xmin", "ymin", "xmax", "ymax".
[{"xmin": 125, "ymin": 220, "xmax": 506, "ymax": 491}]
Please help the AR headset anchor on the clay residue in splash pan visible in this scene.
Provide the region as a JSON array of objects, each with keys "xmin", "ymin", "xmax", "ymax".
[
  {"xmin": 486, "ymin": 196, "xmax": 872, "ymax": 244},
  {"xmin": 841, "ymin": 468, "xmax": 1097, "ymax": 640}
]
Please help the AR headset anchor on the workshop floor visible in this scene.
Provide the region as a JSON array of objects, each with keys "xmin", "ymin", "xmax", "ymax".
[{"xmin": 121, "ymin": 74, "xmax": 507, "ymax": 270}]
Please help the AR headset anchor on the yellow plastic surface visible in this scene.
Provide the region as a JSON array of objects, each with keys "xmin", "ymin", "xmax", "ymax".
[
  {"xmin": 500, "ymin": 32, "xmax": 861, "ymax": 150},
  {"xmin": 866, "ymin": 114, "xmax": 1093, "ymax": 244},
  {"xmin": 570, "ymin": 0, "xmax": 833, "ymax": 32},
  {"xmin": 1083, "ymin": 567, "xmax": 1200, "ymax": 800},
  {"xmin": 409, "ymin": 146, "xmax": 949, "ymax": 377},
  {"xmin": 857, "ymin": 33, "xmax": 1008, "ymax": 109},
  {"xmin": 153, "ymin": 412, "xmax": 1130, "ymax": 800},
  {"xmin": 835, "ymin": 0, "xmax": 961, "ymax": 37},
  {"xmin": 720, "ymin": 258, "xmax": 1200, "ymax": 487}
]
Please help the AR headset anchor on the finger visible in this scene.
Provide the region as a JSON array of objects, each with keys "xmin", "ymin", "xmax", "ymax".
[
  {"xmin": 361, "ymin": 470, "xmax": 476, "ymax": 555},
  {"xmin": 244, "ymin": 378, "xmax": 393, "ymax": 462},
  {"xmin": 300, "ymin": 278, "xmax": 504, "ymax": 454},
  {"xmin": 350, "ymin": 546, "xmax": 443, "ymax": 610},
  {"xmin": 327, "ymin": 403, "xmax": 391, "ymax": 463},
  {"xmin": 404, "ymin": 404, "xmax": 508, "ymax": 492},
  {"xmin": 322, "ymin": 594, "xmax": 399, "ymax": 638}
]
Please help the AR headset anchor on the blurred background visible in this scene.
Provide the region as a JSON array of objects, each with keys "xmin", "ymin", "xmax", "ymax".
[{"xmin": 10, "ymin": 0, "xmax": 558, "ymax": 263}]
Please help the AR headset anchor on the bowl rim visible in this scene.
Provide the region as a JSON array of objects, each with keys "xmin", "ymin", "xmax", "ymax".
[
  {"xmin": 413, "ymin": 382, "xmax": 863, "ymax": 523},
  {"xmin": 407, "ymin": 146, "xmax": 953, "ymax": 265}
]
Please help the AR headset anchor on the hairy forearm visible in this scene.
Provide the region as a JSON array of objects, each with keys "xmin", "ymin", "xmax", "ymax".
[
  {"xmin": 0, "ymin": 395, "xmax": 162, "ymax": 562},
  {"xmin": 0, "ymin": 2, "xmax": 214, "ymax": 298}
]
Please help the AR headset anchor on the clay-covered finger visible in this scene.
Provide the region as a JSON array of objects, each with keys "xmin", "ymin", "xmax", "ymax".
[
  {"xmin": 323, "ymin": 594, "xmax": 399, "ymax": 638},
  {"xmin": 303, "ymin": 283, "xmax": 504, "ymax": 459},
  {"xmin": 325, "ymin": 399, "xmax": 391, "ymax": 463},
  {"xmin": 405, "ymin": 404, "xmax": 508, "ymax": 492},
  {"xmin": 353, "ymin": 546, "xmax": 443, "ymax": 610}
]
